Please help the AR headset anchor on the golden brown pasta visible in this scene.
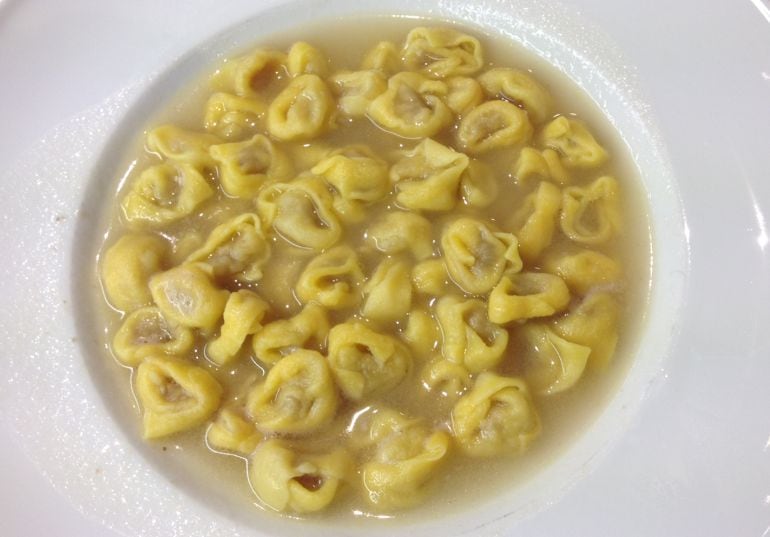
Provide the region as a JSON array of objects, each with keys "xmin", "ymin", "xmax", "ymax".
[
  {"xmin": 510, "ymin": 181, "xmax": 562, "ymax": 263},
  {"xmin": 101, "ymin": 233, "xmax": 167, "ymax": 312},
  {"xmin": 112, "ymin": 306, "xmax": 194, "ymax": 366},
  {"xmin": 362, "ymin": 258, "xmax": 413, "ymax": 323},
  {"xmin": 209, "ymin": 134, "xmax": 293, "ymax": 198},
  {"xmin": 488, "ymin": 273, "xmax": 571, "ymax": 324},
  {"xmin": 206, "ymin": 290, "xmax": 270, "ymax": 366},
  {"xmin": 295, "ymin": 246, "xmax": 365, "ymax": 309},
  {"xmin": 252, "ymin": 303, "xmax": 330, "ymax": 366},
  {"xmin": 402, "ymin": 26, "xmax": 484, "ymax": 77},
  {"xmin": 561, "ymin": 175, "xmax": 622, "ymax": 245},
  {"xmin": 538, "ymin": 116, "xmax": 608, "ymax": 168},
  {"xmin": 267, "ymin": 74, "xmax": 333, "ymax": 141},
  {"xmin": 457, "ymin": 100, "xmax": 533, "ymax": 154},
  {"xmin": 477, "ymin": 67, "xmax": 553, "ymax": 124}
]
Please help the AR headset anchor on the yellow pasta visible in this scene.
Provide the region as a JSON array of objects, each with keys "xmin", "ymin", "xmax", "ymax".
[
  {"xmin": 366, "ymin": 211, "xmax": 434, "ymax": 260},
  {"xmin": 440, "ymin": 217, "xmax": 522, "ymax": 294},
  {"xmin": 287, "ymin": 41, "xmax": 329, "ymax": 77},
  {"xmin": 257, "ymin": 175, "xmax": 342, "ymax": 250},
  {"xmin": 209, "ymin": 134, "xmax": 293, "ymax": 198},
  {"xmin": 211, "ymin": 48, "xmax": 287, "ymax": 97},
  {"xmin": 444, "ymin": 76, "xmax": 484, "ymax": 116},
  {"xmin": 267, "ymin": 74, "xmax": 333, "ymax": 141},
  {"xmin": 295, "ymin": 245, "xmax": 365, "ymax": 309},
  {"xmin": 538, "ymin": 116, "xmax": 608, "ymax": 168},
  {"xmin": 367, "ymin": 72, "xmax": 452, "ymax": 138},
  {"xmin": 327, "ymin": 321, "xmax": 411, "ymax": 400},
  {"xmin": 207, "ymin": 406, "xmax": 261, "ymax": 455},
  {"xmin": 149, "ymin": 263, "xmax": 229, "ymax": 332},
  {"xmin": 360, "ymin": 40, "xmax": 401, "ymax": 74},
  {"xmin": 252, "ymin": 303, "xmax": 330, "ymax": 366},
  {"xmin": 421, "ymin": 358, "xmax": 471, "ymax": 398},
  {"xmin": 477, "ymin": 67, "xmax": 553, "ymax": 124},
  {"xmin": 552, "ymin": 292, "xmax": 620, "ymax": 370},
  {"xmin": 136, "ymin": 356, "xmax": 223, "ymax": 439},
  {"xmin": 101, "ymin": 233, "xmax": 167, "ymax": 312},
  {"xmin": 112, "ymin": 306, "xmax": 194, "ymax": 366},
  {"xmin": 542, "ymin": 248, "xmax": 623, "ymax": 295},
  {"xmin": 451, "ymin": 372, "xmax": 540, "ymax": 456},
  {"xmin": 457, "ymin": 100, "xmax": 533, "ymax": 154},
  {"xmin": 403, "ymin": 309, "xmax": 440, "ymax": 358},
  {"xmin": 203, "ymin": 92, "xmax": 265, "ymax": 140},
  {"xmin": 488, "ymin": 273, "xmax": 571, "ymax": 324},
  {"xmin": 459, "ymin": 159, "xmax": 498, "ymax": 208},
  {"xmin": 121, "ymin": 163, "xmax": 214, "ymax": 227},
  {"xmin": 146, "ymin": 125, "xmax": 220, "ymax": 170},
  {"xmin": 561, "ymin": 175, "xmax": 622, "ymax": 245},
  {"xmin": 517, "ymin": 323, "xmax": 590, "ymax": 395},
  {"xmin": 411, "ymin": 259, "xmax": 452, "ymax": 296},
  {"xmin": 510, "ymin": 180, "xmax": 562, "ymax": 263},
  {"xmin": 436, "ymin": 295, "xmax": 509, "ymax": 373},
  {"xmin": 357, "ymin": 408, "xmax": 450, "ymax": 510},
  {"xmin": 390, "ymin": 138, "xmax": 469, "ymax": 211},
  {"xmin": 185, "ymin": 213, "xmax": 271, "ymax": 282},
  {"xmin": 250, "ymin": 439, "xmax": 351, "ymax": 514},
  {"xmin": 512, "ymin": 146, "xmax": 571, "ymax": 185},
  {"xmin": 362, "ymin": 258, "xmax": 413, "ymax": 323},
  {"xmin": 311, "ymin": 145, "xmax": 389, "ymax": 221},
  {"xmin": 206, "ymin": 290, "xmax": 270, "ymax": 366},
  {"xmin": 402, "ymin": 26, "xmax": 484, "ymax": 77},
  {"xmin": 246, "ymin": 350, "xmax": 338, "ymax": 434},
  {"xmin": 328, "ymin": 70, "xmax": 387, "ymax": 118}
]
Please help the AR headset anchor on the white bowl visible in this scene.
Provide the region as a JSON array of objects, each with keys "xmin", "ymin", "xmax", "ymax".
[{"xmin": 0, "ymin": 0, "xmax": 768, "ymax": 536}]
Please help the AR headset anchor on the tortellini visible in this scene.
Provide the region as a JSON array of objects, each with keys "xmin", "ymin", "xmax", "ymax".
[
  {"xmin": 517, "ymin": 323, "xmax": 590, "ymax": 395},
  {"xmin": 402, "ymin": 26, "xmax": 484, "ymax": 77},
  {"xmin": 211, "ymin": 48, "xmax": 287, "ymax": 97},
  {"xmin": 367, "ymin": 72, "xmax": 452, "ymax": 138},
  {"xmin": 403, "ymin": 309, "xmax": 440, "ymax": 358},
  {"xmin": 121, "ymin": 163, "xmax": 214, "ymax": 226},
  {"xmin": 421, "ymin": 358, "xmax": 471, "ymax": 398},
  {"xmin": 145, "ymin": 125, "xmax": 220, "ymax": 170},
  {"xmin": 488, "ymin": 273, "xmax": 571, "ymax": 324},
  {"xmin": 366, "ymin": 211, "xmax": 434, "ymax": 260},
  {"xmin": 136, "ymin": 356, "xmax": 223, "ymax": 439},
  {"xmin": 311, "ymin": 145, "xmax": 389, "ymax": 221},
  {"xmin": 99, "ymin": 24, "xmax": 637, "ymax": 518},
  {"xmin": 436, "ymin": 295, "xmax": 509, "ymax": 374},
  {"xmin": 362, "ymin": 258, "xmax": 413, "ymax": 322},
  {"xmin": 207, "ymin": 406, "xmax": 261, "ymax": 455},
  {"xmin": 206, "ymin": 290, "xmax": 270, "ymax": 366},
  {"xmin": 440, "ymin": 217, "xmax": 522, "ymax": 294},
  {"xmin": 328, "ymin": 70, "xmax": 387, "ymax": 117},
  {"xmin": 552, "ymin": 292, "xmax": 620, "ymax": 370},
  {"xmin": 287, "ymin": 41, "xmax": 329, "ymax": 77},
  {"xmin": 267, "ymin": 74, "xmax": 333, "ymax": 141},
  {"xmin": 112, "ymin": 306, "xmax": 194, "ymax": 366},
  {"xmin": 451, "ymin": 373, "xmax": 540, "ymax": 457},
  {"xmin": 246, "ymin": 350, "xmax": 338, "ymax": 434},
  {"xmin": 149, "ymin": 263, "xmax": 229, "ymax": 332},
  {"xmin": 185, "ymin": 213, "xmax": 271, "ymax": 282},
  {"xmin": 203, "ymin": 92, "xmax": 265, "ymax": 140},
  {"xmin": 390, "ymin": 138, "xmax": 469, "ymax": 211},
  {"xmin": 509, "ymin": 181, "xmax": 562, "ymax": 263},
  {"xmin": 560, "ymin": 175, "xmax": 622, "ymax": 245},
  {"xmin": 327, "ymin": 322, "xmax": 411, "ymax": 400},
  {"xmin": 252, "ymin": 303, "xmax": 330, "ymax": 366},
  {"xmin": 357, "ymin": 408, "xmax": 450, "ymax": 510},
  {"xmin": 209, "ymin": 134, "xmax": 293, "ymax": 198},
  {"xmin": 295, "ymin": 246, "xmax": 365, "ymax": 309},
  {"xmin": 542, "ymin": 248, "xmax": 622, "ymax": 295},
  {"xmin": 250, "ymin": 440, "xmax": 350, "ymax": 514},
  {"xmin": 257, "ymin": 175, "xmax": 342, "ymax": 250},
  {"xmin": 457, "ymin": 100, "xmax": 533, "ymax": 154},
  {"xmin": 538, "ymin": 116, "xmax": 608, "ymax": 168},
  {"xmin": 101, "ymin": 233, "xmax": 167, "ymax": 312},
  {"xmin": 512, "ymin": 146, "xmax": 570, "ymax": 185},
  {"xmin": 411, "ymin": 259, "xmax": 452, "ymax": 296},
  {"xmin": 477, "ymin": 68, "xmax": 553, "ymax": 124}
]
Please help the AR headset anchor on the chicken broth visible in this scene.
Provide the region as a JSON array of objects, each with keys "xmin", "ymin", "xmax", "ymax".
[{"xmin": 90, "ymin": 15, "xmax": 651, "ymax": 522}]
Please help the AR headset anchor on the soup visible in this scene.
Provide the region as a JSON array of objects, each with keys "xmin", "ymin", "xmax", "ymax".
[{"xmin": 92, "ymin": 16, "xmax": 650, "ymax": 521}]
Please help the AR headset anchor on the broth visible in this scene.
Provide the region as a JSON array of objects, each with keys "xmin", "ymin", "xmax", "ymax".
[{"xmin": 88, "ymin": 15, "xmax": 651, "ymax": 524}]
